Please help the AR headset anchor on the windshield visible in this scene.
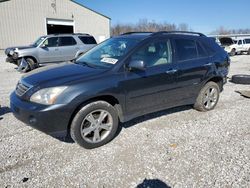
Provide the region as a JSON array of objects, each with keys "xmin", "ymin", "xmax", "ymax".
[
  {"xmin": 76, "ymin": 37, "xmax": 142, "ymax": 69},
  {"xmin": 32, "ymin": 36, "xmax": 46, "ymax": 47}
]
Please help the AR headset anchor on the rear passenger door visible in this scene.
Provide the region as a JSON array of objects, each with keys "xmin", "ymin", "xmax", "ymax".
[
  {"xmin": 58, "ymin": 36, "xmax": 78, "ymax": 61},
  {"xmin": 173, "ymin": 38, "xmax": 211, "ymax": 103}
]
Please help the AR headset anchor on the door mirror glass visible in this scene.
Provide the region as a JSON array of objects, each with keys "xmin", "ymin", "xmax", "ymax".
[{"xmin": 129, "ymin": 60, "xmax": 146, "ymax": 71}]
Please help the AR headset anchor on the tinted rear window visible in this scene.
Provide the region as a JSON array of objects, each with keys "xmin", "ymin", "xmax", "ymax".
[
  {"xmin": 78, "ymin": 36, "xmax": 97, "ymax": 44},
  {"xmin": 175, "ymin": 39, "xmax": 197, "ymax": 61},
  {"xmin": 197, "ymin": 42, "xmax": 207, "ymax": 57},
  {"xmin": 59, "ymin": 37, "xmax": 77, "ymax": 46},
  {"xmin": 200, "ymin": 38, "xmax": 218, "ymax": 56}
]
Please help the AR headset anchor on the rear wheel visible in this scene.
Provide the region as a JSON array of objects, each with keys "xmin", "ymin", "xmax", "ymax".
[
  {"xmin": 194, "ymin": 82, "xmax": 220, "ymax": 112},
  {"xmin": 230, "ymin": 49, "xmax": 236, "ymax": 56},
  {"xmin": 70, "ymin": 101, "xmax": 119, "ymax": 149}
]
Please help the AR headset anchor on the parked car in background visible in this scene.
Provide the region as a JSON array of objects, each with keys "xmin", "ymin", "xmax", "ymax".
[
  {"xmin": 10, "ymin": 31, "xmax": 230, "ymax": 149},
  {"xmin": 5, "ymin": 33, "xmax": 97, "ymax": 72},
  {"xmin": 219, "ymin": 37, "xmax": 250, "ymax": 56}
]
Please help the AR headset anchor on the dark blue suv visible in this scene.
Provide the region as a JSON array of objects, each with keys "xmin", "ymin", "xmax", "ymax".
[{"xmin": 10, "ymin": 31, "xmax": 230, "ymax": 149}]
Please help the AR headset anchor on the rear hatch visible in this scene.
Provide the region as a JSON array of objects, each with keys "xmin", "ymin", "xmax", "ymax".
[{"xmin": 219, "ymin": 37, "xmax": 234, "ymax": 47}]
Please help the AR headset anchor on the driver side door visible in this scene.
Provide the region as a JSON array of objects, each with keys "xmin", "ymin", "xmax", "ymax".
[{"xmin": 38, "ymin": 37, "xmax": 61, "ymax": 63}]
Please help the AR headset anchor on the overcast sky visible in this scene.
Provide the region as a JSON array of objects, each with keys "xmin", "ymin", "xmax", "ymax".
[{"xmin": 74, "ymin": 0, "xmax": 250, "ymax": 34}]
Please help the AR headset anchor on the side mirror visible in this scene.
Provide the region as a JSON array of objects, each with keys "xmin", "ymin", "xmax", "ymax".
[{"xmin": 128, "ymin": 60, "xmax": 146, "ymax": 71}]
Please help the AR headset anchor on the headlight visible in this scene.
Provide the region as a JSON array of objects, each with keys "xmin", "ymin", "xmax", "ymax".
[
  {"xmin": 13, "ymin": 52, "xmax": 18, "ymax": 59},
  {"xmin": 9, "ymin": 50, "xmax": 14, "ymax": 56},
  {"xmin": 30, "ymin": 86, "xmax": 67, "ymax": 105}
]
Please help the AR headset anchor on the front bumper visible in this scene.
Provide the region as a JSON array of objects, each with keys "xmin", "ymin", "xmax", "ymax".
[
  {"xmin": 6, "ymin": 56, "xmax": 17, "ymax": 64},
  {"xmin": 10, "ymin": 92, "xmax": 72, "ymax": 137}
]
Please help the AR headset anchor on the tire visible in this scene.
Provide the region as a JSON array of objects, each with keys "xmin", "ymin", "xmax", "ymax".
[
  {"xmin": 70, "ymin": 101, "xmax": 119, "ymax": 149},
  {"xmin": 19, "ymin": 58, "xmax": 36, "ymax": 73},
  {"xmin": 232, "ymin": 74, "xmax": 250, "ymax": 85},
  {"xmin": 194, "ymin": 82, "xmax": 220, "ymax": 112},
  {"xmin": 230, "ymin": 49, "xmax": 236, "ymax": 56},
  {"xmin": 248, "ymin": 48, "xmax": 250, "ymax": 55},
  {"xmin": 25, "ymin": 58, "xmax": 37, "ymax": 70}
]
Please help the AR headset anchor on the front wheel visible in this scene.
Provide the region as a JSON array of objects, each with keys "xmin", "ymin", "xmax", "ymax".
[
  {"xmin": 194, "ymin": 82, "xmax": 220, "ymax": 112},
  {"xmin": 18, "ymin": 58, "xmax": 37, "ymax": 73},
  {"xmin": 247, "ymin": 48, "xmax": 250, "ymax": 55},
  {"xmin": 70, "ymin": 101, "xmax": 119, "ymax": 149}
]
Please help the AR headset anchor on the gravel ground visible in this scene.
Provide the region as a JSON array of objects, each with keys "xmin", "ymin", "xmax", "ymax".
[{"xmin": 0, "ymin": 55, "xmax": 250, "ymax": 188}]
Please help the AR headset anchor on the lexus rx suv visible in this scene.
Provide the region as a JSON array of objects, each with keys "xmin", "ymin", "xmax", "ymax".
[
  {"xmin": 10, "ymin": 31, "xmax": 230, "ymax": 149},
  {"xmin": 5, "ymin": 33, "xmax": 97, "ymax": 72}
]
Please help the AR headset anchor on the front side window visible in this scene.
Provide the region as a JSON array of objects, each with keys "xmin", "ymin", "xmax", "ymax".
[
  {"xmin": 33, "ymin": 36, "xmax": 46, "ymax": 47},
  {"xmin": 59, "ymin": 37, "xmax": 77, "ymax": 46},
  {"xmin": 175, "ymin": 39, "xmax": 197, "ymax": 61},
  {"xmin": 43, "ymin": 37, "xmax": 59, "ymax": 47},
  {"xmin": 238, "ymin": 40, "xmax": 242, "ymax": 45},
  {"xmin": 130, "ymin": 40, "xmax": 172, "ymax": 67},
  {"xmin": 76, "ymin": 37, "xmax": 142, "ymax": 69}
]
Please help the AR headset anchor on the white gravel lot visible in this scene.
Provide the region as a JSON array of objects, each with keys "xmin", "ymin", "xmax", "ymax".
[{"xmin": 0, "ymin": 54, "xmax": 250, "ymax": 188}]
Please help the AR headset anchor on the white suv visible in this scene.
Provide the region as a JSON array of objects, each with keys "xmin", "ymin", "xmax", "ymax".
[{"xmin": 219, "ymin": 37, "xmax": 250, "ymax": 56}]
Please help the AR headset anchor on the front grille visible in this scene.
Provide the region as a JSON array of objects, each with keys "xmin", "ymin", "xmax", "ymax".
[{"xmin": 15, "ymin": 82, "xmax": 30, "ymax": 96}]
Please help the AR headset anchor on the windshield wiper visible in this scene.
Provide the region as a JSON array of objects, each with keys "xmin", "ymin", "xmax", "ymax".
[{"xmin": 76, "ymin": 61, "xmax": 97, "ymax": 68}]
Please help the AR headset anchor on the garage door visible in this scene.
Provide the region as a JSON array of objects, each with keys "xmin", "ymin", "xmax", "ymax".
[{"xmin": 46, "ymin": 19, "xmax": 74, "ymax": 34}]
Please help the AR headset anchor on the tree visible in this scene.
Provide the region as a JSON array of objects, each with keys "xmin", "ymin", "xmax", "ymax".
[{"xmin": 111, "ymin": 19, "xmax": 191, "ymax": 36}]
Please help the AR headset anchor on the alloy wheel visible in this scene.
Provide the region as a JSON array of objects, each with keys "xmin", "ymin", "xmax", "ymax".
[
  {"xmin": 80, "ymin": 110, "xmax": 113, "ymax": 143},
  {"xmin": 203, "ymin": 87, "xmax": 218, "ymax": 110}
]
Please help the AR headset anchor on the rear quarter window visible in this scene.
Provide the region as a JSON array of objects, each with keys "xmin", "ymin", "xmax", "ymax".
[
  {"xmin": 197, "ymin": 42, "xmax": 208, "ymax": 58},
  {"xmin": 200, "ymin": 38, "xmax": 219, "ymax": 56},
  {"xmin": 78, "ymin": 36, "xmax": 97, "ymax": 44}
]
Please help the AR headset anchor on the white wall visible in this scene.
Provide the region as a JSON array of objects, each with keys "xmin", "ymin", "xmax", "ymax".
[{"xmin": 0, "ymin": 0, "xmax": 110, "ymax": 49}]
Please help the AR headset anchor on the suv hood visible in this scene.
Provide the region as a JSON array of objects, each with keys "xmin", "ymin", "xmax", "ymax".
[
  {"xmin": 22, "ymin": 62, "xmax": 108, "ymax": 87},
  {"xmin": 219, "ymin": 37, "xmax": 234, "ymax": 46},
  {"xmin": 5, "ymin": 45, "xmax": 35, "ymax": 55}
]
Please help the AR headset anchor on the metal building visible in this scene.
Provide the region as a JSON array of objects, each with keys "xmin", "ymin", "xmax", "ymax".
[{"xmin": 0, "ymin": 0, "xmax": 110, "ymax": 49}]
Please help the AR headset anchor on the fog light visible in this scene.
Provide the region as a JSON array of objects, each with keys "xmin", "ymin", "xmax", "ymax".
[{"xmin": 29, "ymin": 116, "xmax": 37, "ymax": 124}]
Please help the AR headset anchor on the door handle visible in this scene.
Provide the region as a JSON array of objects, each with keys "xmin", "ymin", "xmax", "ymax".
[
  {"xmin": 166, "ymin": 69, "xmax": 178, "ymax": 74},
  {"xmin": 204, "ymin": 63, "xmax": 212, "ymax": 66}
]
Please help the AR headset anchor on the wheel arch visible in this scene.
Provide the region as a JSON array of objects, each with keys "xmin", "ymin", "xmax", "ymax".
[
  {"xmin": 67, "ymin": 95, "xmax": 123, "ymax": 133},
  {"xmin": 74, "ymin": 51, "xmax": 85, "ymax": 59},
  {"xmin": 205, "ymin": 76, "xmax": 224, "ymax": 91},
  {"xmin": 19, "ymin": 56, "xmax": 38, "ymax": 64}
]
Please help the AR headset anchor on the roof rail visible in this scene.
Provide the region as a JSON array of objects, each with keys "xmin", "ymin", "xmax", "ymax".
[
  {"xmin": 152, "ymin": 31, "xmax": 206, "ymax": 37},
  {"xmin": 121, "ymin": 31, "xmax": 206, "ymax": 37},
  {"xmin": 73, "ymin": 33, "xmax": 90, "ymax": 35},
  {"xmin": 121, "ymin": 32, "xmax": 153, "ymax": 35}
]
